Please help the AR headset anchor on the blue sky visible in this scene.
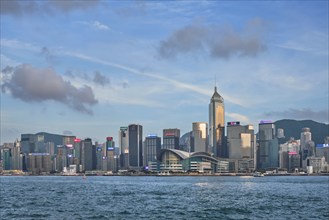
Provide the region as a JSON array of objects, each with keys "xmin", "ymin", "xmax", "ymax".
[{"xmin": 1, "ymin": 0, "xmax": 328, "ymax": 144}]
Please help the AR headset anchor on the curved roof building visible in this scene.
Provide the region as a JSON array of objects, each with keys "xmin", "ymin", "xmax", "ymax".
[{"xmin": 158, "ymin": 149, "xmax": 227, "ymax": 173}]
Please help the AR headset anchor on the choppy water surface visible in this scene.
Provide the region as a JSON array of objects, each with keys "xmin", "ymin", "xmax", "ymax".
[{"xmin": 1, "ymin": 176, "xmax": 328, "ymax": 219}]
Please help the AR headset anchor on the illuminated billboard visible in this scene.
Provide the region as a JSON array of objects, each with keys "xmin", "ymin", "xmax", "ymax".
[
  {"xmin": 147, "ymin": 134, "xmax": 158, "ymax": 138},
  {"xmin": 74, "ymin": 138, "xmax": 81, "ymax": 142},
  {"xmin": 165, "ymin": 132, "xmax": 176, "ymax": 137},
  {"xmin": 227, "ymin": 121, "xmax": 240, "ymax": 126},
  {"xmin": 107, "ymin": 137, "xmax": 113, "ymax": 141},
  {"xmin": 288, "ymin": 151, "xmax": 297, "ymax": 155}
]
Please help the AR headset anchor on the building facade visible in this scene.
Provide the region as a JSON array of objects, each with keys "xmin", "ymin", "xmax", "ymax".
[
  {"xmin": 227, "ymin": 122, "xmax": 256, "ymax": 171},
  {"xmin": 119, "ymin": 127, "xmax": 129, "ymax": 169},
  {"xmin": 209, "ymin": 86, "xmax": 225, "ymax": 158},
  {"xmin": 163, "ymin": 128, "xmax": 180, "ymax": 150},
  {"xmin": 191, "ymin": 122, "xmax": 208, "ymax": 153},
  {"xmin": 258, "ymin": 121, "xmax": 279, "ymax": 170},
  {"xmin": 143, "ymin": 135, "xmax": 161, "ymax": 167},
  {"xmin": 128, "ymin": 124, "xmax": 143, "ymax": 170}
]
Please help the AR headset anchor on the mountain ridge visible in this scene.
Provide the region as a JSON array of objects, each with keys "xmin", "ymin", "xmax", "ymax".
[{"xmin": 274, "ymin": 119, "xmax": 329, "ymax": 145}]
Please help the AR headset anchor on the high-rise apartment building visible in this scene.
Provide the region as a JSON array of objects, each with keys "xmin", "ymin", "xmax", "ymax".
[
  {"xmin": 128, "ymin": 124, "xmax": 143, "ymax": 169},
  {"xmin": 163, "ymin": 128, "xmax": 180, "ymax": 150},
  {"xmin": 191, "ymin": 122, "xmax": 208, "ymax": 152},
  {"xmin": 209, "ymin": 86, "xmax": 225, "ymax": 157},
  {"xmin": 143, "ymin": 135, "xmax": 161, "ymax": 167},
  {"xmin": 257, "ymin": 121, "xmax": 279, "ymax": 169}
]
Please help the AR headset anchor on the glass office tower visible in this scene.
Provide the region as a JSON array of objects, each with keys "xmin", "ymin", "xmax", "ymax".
[
  {"xmin": 258, "ymin": 121, "xmax": 279, "ymax": 169},
  {"xmin": 209, "ymin": 87, "xmax": 225, "ymax": 157},
  {"xmin": 128, "ymin": 124, "xmax": 143, "ymax": 170}
]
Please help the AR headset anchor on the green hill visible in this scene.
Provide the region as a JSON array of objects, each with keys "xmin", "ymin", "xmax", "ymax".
[{"xmin": 274, "ymin": 119, "xmax": 329, "ymax": 145}]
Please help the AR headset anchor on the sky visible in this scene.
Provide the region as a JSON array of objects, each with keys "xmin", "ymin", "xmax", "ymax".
[{"xmin": 1, "ymin": 0, "xmax": 328, "ymax": 145}]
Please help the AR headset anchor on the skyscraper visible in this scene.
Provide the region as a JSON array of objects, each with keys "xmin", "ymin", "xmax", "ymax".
[
  {"xmin": 81, "ymin": 138, "xmax": 93, "ymax": 171},
  {"xmin": 300, "ymin": 127, "xmax": 315, "ymax": 169},
  {"xmin": 209, "ymin": 86, "xmax": 225, "ymax": 157},
  {"xmin": 119, "ymin": 127, "xmax": 129, "ymax": 169},
  {"xmin": 257, "ymin": 121, "xmax": 279, "ymax": 169},
  {"xmin": 143, "ymin": 134, "xmax": 161, "ymax": 167},
  {"xmin": 128, "ymin": 124, "xmax": 143, "ymax": 169},
  {"xmin": 105, "ymin": 137, "xmax": 116, "ymax": 171},
  {"xmin": 191, "ymin": 122, "xmax": 208, "ymax": 152},
  {"xmin": 163, "ymin": 128, "xmax": 180, "ymax": 150},
  {"xmin": 227, "ymin": 122, "xmax": 255, "ymax": 160}
]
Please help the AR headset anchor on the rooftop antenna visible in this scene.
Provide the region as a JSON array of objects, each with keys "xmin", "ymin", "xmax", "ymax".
[{"xmin": 214, "ymin": 75, "xmax": 217, "ymax": 92}]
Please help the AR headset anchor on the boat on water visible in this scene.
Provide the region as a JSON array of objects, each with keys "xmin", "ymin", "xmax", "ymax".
[{"xmin": 253, "ymin": 172, "xmax": 265, "ymax": 177}]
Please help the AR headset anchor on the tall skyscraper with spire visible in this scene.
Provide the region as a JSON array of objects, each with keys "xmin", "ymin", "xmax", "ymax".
[{"xmin": 209, "ymin": 86, "xmax": 225, "ymax": 157}]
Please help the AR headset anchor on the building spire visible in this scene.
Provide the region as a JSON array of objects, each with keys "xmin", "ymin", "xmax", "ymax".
[{"xmin": 215, "ymin": 75, "xmax": 217, "ymax": 89}]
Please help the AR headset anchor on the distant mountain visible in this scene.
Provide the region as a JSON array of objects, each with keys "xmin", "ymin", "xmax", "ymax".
[{"xmin": 274, "ymin": 119, "xmax": 329, "ymax": 145}]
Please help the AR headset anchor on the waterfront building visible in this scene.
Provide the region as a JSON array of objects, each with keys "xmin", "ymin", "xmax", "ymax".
[
  {"xmin": 306, "ymin": 156, "xmax": 328, "ymax": 173},
  {"xmin": 257, "ymin": 121, "xmax": 279, "ymax": 170},
  {"xmin": 316, "ymin": 139, "xmax": 329, "ymax": 163},
  {"xmin": 55, "ymin": 145, "xmax": 67, "ymax": 172},
  {"xmin": 95, "ymin": 143, "xmax": 103, "ymax": 170},
  {"xmin": 163, "ymin": 128, "xmax": 180, "ymax": 150},
  {"xmin": 1, "ymin": 146, "xmax": 12, "ymax": 170},
  {"xmin": 27, "ymin": 153, "xmax": 52, "ymax": 174},
  {"xmin": 157, "ymin": 149, "xmax": 228, "ymax": 173},
  {"xmin": 191, "ymin": 122, "xmax": 208, "ymax": 153},
  {"xmin": 119, "ymin": 127, "xmax": 129, "ymax": 169},
  {"xmin": 143, "ymin": 134, "xmax": 161, "ymax": 167},
  {"xmin": 227, "ymin": 122, "xmax": 255, "ymax": 159},
  {"xmin": 105, "ymin": 137, "xmax": 116, "ymax": 171},
  {"xmin": 73, "ymin": 138, "xmax": 82, "ymax": 168},
  {"xmin": 11, "ymin": 140, "xmax": 23, "ymax": 171},
  {"xmin": 81, "ymin": 138, "xmax": 93, "ymax": 171},
  {"xmin": 128, "ymin": 124, "xmax": 143, "ymax": 170},
  {"xmin": 227, "ymin": 122, "xmax": 256, "ymax": 172},
  {"xmin": 209, "ymin": 86, "xmax": 225, "ymax": 158}
]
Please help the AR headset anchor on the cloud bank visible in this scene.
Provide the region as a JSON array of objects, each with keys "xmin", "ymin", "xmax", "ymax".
[
  {"xmin": 158, "ymin": 19, "xmax": 267, "ymax": 59},
  {"xmin": 0, "ymin": 0, "xmax": 100, "ymax": 16},
  {"xmin": 1, "ymin": 64, "xmax": 98, "ymax": 114},
  {"xmin": 265, "ymin": 108, "xmax": 328, "ymax": 123}
]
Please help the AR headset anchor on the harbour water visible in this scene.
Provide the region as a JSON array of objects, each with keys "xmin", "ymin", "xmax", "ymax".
[{"xmin": 1, "ymin": 176, "xmax": 328, "ymax": 219}]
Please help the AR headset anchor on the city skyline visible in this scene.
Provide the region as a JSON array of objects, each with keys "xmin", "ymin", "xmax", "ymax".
[{"xmin": 1, "ymin": 1, "xmax": 328, "ymax": 144}]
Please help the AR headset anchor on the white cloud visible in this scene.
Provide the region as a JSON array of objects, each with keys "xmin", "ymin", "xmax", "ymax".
[
  {"xmin": 77, "ymin": 20, "xmax": 110, "ymax": 30},
  {"xmin": 226, "ymin": 112, "xmax": 252, "ymax": 125},
  {"xmin": 1, "ymin": 39, "xmax": 39, "ymax": 51},
  {"xmin": 92, "ymin": 21, "xmax": 110, "ymax": 30},
  {"xmin": 63, "ymin": 51, "xmax": 248, "ymax": 107}
]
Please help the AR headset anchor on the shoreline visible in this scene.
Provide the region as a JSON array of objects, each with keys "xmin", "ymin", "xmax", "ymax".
[{"xmin": 1, "ymin": 173, "xmax": 328, "ymax": 177}]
